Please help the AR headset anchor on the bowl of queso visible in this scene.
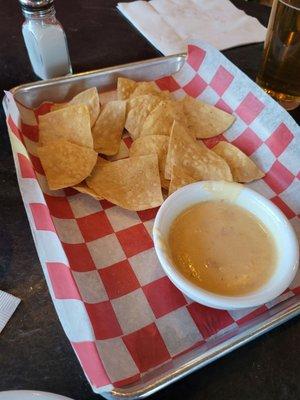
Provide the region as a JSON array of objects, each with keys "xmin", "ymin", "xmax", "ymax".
[{"xmin": 153, "ymin": 181, "xmax": 299, "ymax": 310}]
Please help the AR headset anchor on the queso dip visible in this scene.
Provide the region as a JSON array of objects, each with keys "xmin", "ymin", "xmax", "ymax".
[{"xmin": 168, "ymin": 201, "xmax": 277, "ymax": 296}]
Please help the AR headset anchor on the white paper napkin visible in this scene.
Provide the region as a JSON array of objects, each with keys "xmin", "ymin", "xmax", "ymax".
[
  {"xmin": 0, "ymin": 290, "xmax": 20, "ymax": 333},
  {"xmin": 117, "ymin": 0, "xmax": 267, "ymax": 55}
]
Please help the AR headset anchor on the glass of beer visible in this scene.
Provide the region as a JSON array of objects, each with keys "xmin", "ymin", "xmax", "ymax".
[{"xmin": 256, "ymin": 0, "xmax": 300, "ymax": 110}]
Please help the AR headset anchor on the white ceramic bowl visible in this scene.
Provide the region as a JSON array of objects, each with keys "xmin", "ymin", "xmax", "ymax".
[
  {"xmin": 153, "ymin": 181, "xmax": 299, "ymax": 310},
  {"xmin": 0, "ymin": 391, "xmax": 74, "ymax": 400}
]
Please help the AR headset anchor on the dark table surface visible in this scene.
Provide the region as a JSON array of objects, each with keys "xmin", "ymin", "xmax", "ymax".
[{"xmin": 0, "ymin": 1, "xmax": 299, "ymax": 399}]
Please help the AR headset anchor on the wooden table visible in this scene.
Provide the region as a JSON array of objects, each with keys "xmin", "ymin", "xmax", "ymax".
[{"xmin": 0, "ymin": 1, "xmax": 299, "ymax": 399}]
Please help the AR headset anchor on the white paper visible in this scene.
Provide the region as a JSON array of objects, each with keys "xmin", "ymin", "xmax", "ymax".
[
  {"xmin": 117, "ymin": 0, "xmax": 267, "ymax": 55},
  {"xmin": 0, "ymin": 290, "xmax": 21, "ymax": 333}
]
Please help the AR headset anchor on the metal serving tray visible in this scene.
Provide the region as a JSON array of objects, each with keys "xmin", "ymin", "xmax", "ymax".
[{"xmin": 8, "ymin": 54, "xmax": 300, "ymax": 399}]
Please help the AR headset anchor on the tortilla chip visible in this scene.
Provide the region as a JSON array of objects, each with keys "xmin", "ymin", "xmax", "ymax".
[
  {"xmin": 130, "ymin": 135, "xmax": 170, "ymax": 188},
  {"xmin": 51, "ymin": 88, "xmax": 100, "ymax": 126},
  {"xmin": 181, "ymin": 96, "xmax": 235, "ymax": 138},
  {"xmin": 117, "ymin": 77, "xmax": 137, "ymax": 100},
  {"xmin": 91, "ymin": 157, "xmax": 110, "ymax": 169},
  {"xmin": 69, "ymin": 87, "xmax": 100, "ymax": 126},
  {"xmin": 125, "ymin": 95, "xmax": 162, "ymax": 140},
  {"xmin": 107, "ymin": 140, "xmax": 129, "ymax": 161},
  {"xmin": 165, "ymin": 121, "xmax": 203, "ymax": 179},
  {"xmin": 37, "ymin": 139, "xmax": 97, "ymax": 190},
  {"xmin": 212, "ymin": 141, "xmax": 265, "ymax": 182},
  {"xmin": 92, "ymin": 100, "xmax": 126, "ymax": 155},
  {"xmin": 165, "ymin": 121, "xmax": 233, "ymax": 182},
  {"xmin": 73, "ymin": 157, "xmax": 109, "ymax": 198},
  {"xmin": 99, "ymin": 90, "xmax": 117, "ymax": 104},
  {"xmin": 51, "ymin": 102, "xmax": 67, "ymax": 112},
  {"xmin": 169, "ymin": 166, "xmax": 197, "ymax": 195},
  {"xmin": 73, "ymin": 157, "xmax": 109, "ymax": 200},
  {"xmin": 140, "ymin": 100, "xmax": 189, "ymax": 138},
  {"xmin": 130, "ymin": 82, "xmax": 170, "ymax": 100},
  {"xmin": 161, "ymin": 179, "xmax": 170, "ymax": 191},
  {"xmin": 86, "ymin": 154, "xmax": 163, "ymax": 211},
  {"xmin": 39, "ymin": 104, "xmax": 93, "ymax": 148},
  {"xmin": 73, "ymin": 182, "xmax": 102, "ymax": 200}
]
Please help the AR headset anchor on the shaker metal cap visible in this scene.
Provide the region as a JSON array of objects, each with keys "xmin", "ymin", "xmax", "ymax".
[{"xmin": 19, "ymin": 0, "xmax": 54, "ymax": 12}]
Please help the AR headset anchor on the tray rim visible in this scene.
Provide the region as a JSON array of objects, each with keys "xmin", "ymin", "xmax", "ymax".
[
  {"xmin": 5, "ymin": 54, "xmax": 300, "ymax": 400},
  {"xmin": 9, "ymin": 53, "xmax": 187, "ymax": 99}
]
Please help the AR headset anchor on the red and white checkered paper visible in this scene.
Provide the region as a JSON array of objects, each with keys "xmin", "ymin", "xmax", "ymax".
[{"xmin": 4, "ymin": 41, "xmax": 300, "ymax": 394}]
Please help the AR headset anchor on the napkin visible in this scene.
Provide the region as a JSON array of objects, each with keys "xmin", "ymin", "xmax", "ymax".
[
  {"xmin": 0, "ymin": 290, "xmax": 20, "ymax": 333},
  {"xmin": 117, "ymin": 0, "xmax": 267, "ymax": 55}
]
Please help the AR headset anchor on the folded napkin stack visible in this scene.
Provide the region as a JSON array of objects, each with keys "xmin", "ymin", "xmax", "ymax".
[{"xmin": 118, "ymin": 0, "xmax": 267, "ymax": 55}]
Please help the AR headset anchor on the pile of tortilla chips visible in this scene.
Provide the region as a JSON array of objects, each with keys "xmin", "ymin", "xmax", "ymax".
[{"xmin": 37, "ymin": 78, "xmax": 264, "ymax": 211}]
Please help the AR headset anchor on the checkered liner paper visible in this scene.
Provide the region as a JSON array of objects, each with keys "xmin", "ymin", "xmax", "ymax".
[{"xmin": 4, "ymin": 41, "xmax": 300, "ymax": 394}]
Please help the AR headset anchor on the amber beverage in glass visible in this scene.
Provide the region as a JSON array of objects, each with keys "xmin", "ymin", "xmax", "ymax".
[{"xmin": 256, "ymin": 0, "xmax": 300, "ymax": 110}]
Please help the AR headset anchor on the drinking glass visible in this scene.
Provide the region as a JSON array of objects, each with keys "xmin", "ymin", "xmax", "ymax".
[{"xmin": 256, "ymin": 0, "xmax": 300, "ymax": 110}]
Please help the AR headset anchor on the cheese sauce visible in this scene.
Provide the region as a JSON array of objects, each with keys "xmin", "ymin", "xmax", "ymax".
[{"xmin": 168, "ymin": 201, "xmax": 277, "ymax": 296}]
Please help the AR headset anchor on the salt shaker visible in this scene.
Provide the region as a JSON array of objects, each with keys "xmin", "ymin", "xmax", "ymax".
[{"xmin": 19, "ymin": 0, "xmax": 72, "ymax": 80}]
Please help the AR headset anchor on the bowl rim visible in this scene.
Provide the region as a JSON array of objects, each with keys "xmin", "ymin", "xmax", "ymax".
[{"xmin": 153, "ymin": 181, "xmax": 299, "ymax": 310}]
